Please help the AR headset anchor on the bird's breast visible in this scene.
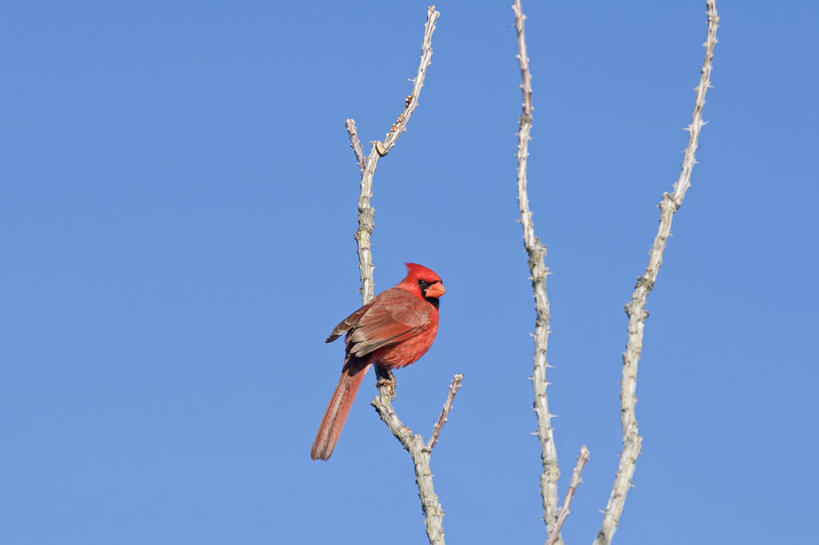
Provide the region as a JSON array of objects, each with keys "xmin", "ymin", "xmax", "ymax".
[{"xmin": 370, "ymin": 322, "xmax": 438, "ymax": 369}]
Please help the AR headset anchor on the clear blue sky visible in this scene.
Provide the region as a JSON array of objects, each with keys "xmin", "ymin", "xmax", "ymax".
[{"xmin": 2, "ymin": 1, "xmax": 817, "ymax": 544}]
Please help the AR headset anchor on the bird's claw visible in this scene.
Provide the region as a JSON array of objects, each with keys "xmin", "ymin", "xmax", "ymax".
[{"xmin": 376, "ymin": 375, "xmax": 397, "ymax": 399}]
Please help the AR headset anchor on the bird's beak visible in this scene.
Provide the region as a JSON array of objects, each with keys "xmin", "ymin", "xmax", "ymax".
[{"xmin": 425, "ymin": 282, "xmax": 446, "ymax": 298}]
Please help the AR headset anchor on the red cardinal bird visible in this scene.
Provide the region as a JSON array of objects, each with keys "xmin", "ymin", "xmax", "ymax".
[{"xmin": 311, "ymin": 263, "xmax": 445, "ymax": 460}]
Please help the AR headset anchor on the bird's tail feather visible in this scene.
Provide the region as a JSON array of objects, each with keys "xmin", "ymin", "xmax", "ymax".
[{"xmin": 310, "ymin": 361, "xmax": 371, "ymax": 460}]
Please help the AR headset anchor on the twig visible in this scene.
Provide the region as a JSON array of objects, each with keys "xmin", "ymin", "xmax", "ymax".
[
  {"xmin": 345, "ymin": 118, "xmax": 366, "ymax": 173},
  {"xmin": 379, "ymin": 6, "xmax": 438, "ymax": 156},
  {"xmin": 427, "ymin": 374, "xmax": 464, "ymax": 451},
  {"xmin": 342, "ymin": 6, "xmax": 453, "ymax": 545},
  {"xmin": 593, "ymin": 4, "xmax": 719, "ymax": 545},
  {"xmin": 512, "ymin": 1, "xmax": 533, "ymax": 120},
  {"xmin": 546, "ymin": 446, "xmax": 590, "ymax": 545},
  {"xmin": 511, "ymin": 1, "xmax": 562, "ymax": 541}
]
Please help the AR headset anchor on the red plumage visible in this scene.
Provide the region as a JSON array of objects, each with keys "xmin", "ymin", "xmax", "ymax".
[{"xmin": 311, "ymin": 263, "xmax": 445, "ymax": 461}]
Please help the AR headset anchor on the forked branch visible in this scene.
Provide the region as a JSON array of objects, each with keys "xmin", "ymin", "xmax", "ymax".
[
  {"xmin": 371, "ymin": 373, "xmax": 464, "ymax": 545},
  {"xmin": 351, "ymin": 5, "xmax": 439, "ymax": 305},
  {"xmin": 343, "ymin": 7, "xmax": 460, "ymax": 545}
]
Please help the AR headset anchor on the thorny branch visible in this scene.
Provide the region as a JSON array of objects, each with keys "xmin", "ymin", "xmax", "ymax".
[
  {"xmin": 427, "ymin": 374, "xmax": 464, "ymax": 451},
  {"xmin": 345, "ymin": 119, "xmax": 366, "ymax": 173},
  {"xmin": 343, "ymin": 7, "xmax": 460, "ymax": 545},
  {"xmin": 593, "ymin": 3, "xmax": 720, "ymax": 545},
  {"xmin": 546, "ymin": 446, "xmax": 590, "ymax": 545},
  {"xmin": 371, "ymin": 374, "xmax": 463, "ymax": 545},
  {"xmin": 511, "ymin": 1, "xmax": 562, "ymax": 542},
  {"xmin": 352, "ymin": 5, "xmax": 439, "ymax": 305}
]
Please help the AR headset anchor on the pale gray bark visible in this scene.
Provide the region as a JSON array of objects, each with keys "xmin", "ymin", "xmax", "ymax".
[
  {"xmin": 427, "ymin": 374, "xmax": 464, "ymax": 451},
  {"xmin": 371, "ymin": 374, "xmax": 463, "ymax": 545},
  {"xmin": 342, "ymin": 7, "xmax": 463, "ymax": 545},
  {"xmin": 351, "ymin": 5, "xmax": 439, "ymax": 305},
  {"xmin": 592, "ymin": 3, "xmax": 720, "ymax": 545},
  {"xmin": 511, "ymin": 2, "xmax": 562, "ymax": 543},
  {"xmin": 345, "ymin": 119, "xmax": 366, "ymax": 175},
  {"xmin": 547, "ymin": 447, "xmax": 590, "ymax": 545}
]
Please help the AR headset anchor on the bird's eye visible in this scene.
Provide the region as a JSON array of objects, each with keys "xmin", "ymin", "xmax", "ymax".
[{"xmin": 418, "ymin": 279, "xmax": 431, "ymax": 290}]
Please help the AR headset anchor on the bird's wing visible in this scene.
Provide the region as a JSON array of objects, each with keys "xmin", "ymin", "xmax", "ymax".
[
  {"xmin": 341, "ymin": 289, "xmax": 432, "ymax": 358},
  {"xmin": 325, "ymin": 302, "xmax": 373, "ymax": 343}
]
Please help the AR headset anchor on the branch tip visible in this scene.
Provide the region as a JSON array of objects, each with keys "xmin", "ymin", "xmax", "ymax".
[
  {"xmin": 427, "ymin": 374, "xmax": 464, "ymax": 451},
  {"xmin": 546, "ymin": 446, "xmax": 590, "ymax": 545}
]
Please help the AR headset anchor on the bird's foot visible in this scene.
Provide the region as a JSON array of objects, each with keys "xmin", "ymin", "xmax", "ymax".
[{"xmin": 375, "ymin": 368, "xmax": 396, "ymax": 399}]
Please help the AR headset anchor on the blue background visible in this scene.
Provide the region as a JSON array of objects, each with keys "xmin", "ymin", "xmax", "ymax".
[{"xmin": 2, "ymin": 1, "xmax": 817, "ymax": 544}]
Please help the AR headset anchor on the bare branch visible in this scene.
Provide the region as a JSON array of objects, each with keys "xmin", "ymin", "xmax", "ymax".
[
  {"xmin": 343, "ymin": 6, "xmax": 452, "ymax": 545},
  {"xmin": 512, "ymin": 0, "xmax": 533, "ymax": 120},
  {"xmin": 379, "ymin": 5, "xmax": 439, "ymax": 155},
  {"xmin": 427, "ymin": 374, "xmax": 464, "ymax": 451},
  {"xmin": 511, "ymin": 0, "xmax": 561, "ymax": 541},
  {"xmin": 353, "ymin": 5, "xmax": 440, "ymax": 305},
  {"xmin": 593, "ymin": 4, "xmax": 720, "ymax": 545},
  {"xmin": 345, "ymin": 118, "xmax": 366, "ymax": 173},
  {"xmin": 547, "ymin": 446, "xmax": 590, "ymax": 545},
  {"xmin": 371, "ymin": 373, "xmax": 461, "ymax": 545}
]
